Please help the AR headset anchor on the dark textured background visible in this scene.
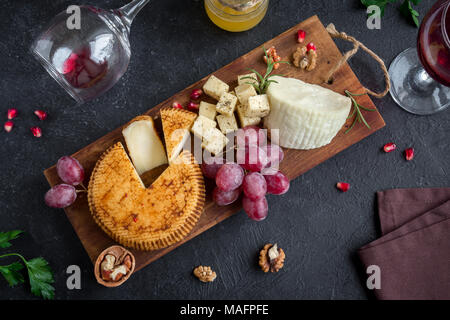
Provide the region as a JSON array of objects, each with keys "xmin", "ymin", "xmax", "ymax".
[{"xmin": 0, "ymin": 0, "xmax": 448, "ymax": 300}]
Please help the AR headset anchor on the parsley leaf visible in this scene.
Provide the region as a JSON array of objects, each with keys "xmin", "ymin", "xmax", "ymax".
[
  {"xmin": 24, "ymin": 257, "xmax": 55, "ymax": 300},
  {"xmin": 0, "ymin": 230, "xmax": 23, "ymax": 248},
  {"xmin": 0, "ymin": 262, "xmax": 25, "ymax": 287}
]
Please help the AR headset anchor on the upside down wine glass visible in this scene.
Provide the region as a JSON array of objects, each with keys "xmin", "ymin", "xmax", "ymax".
[
  {"xmin": 31, "ymin": 0, "xmax": 151, "ymax": 104},
  {"xmin": 389, "ymin": 0, "xmax": 450, "ymax": 115}
]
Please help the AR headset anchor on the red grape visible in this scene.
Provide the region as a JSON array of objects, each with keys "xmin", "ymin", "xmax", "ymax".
[
  {"xmin": 56, "ymin": 156, "xmax": 85, "ymax": 185},
  {"xmin": 243, "ymin": 196, "xmax": 268, "ymax": 221},
  {"xmin": 243, "ymin": 172, "xmax": 267, "ymax": 200},
  {"xmin": 264, "ymin": 170, "xmax": 290, "ymax": 195},
  {"xmin": 216, "ymin": 163, "xmax": 244, "ymax": 191},
  {"xmin": 201, "ymin": 156, "xmax": 224, "ymax": 179},
  {"xmin": 236, "ymin": 126, "xmax": 267, "ymax": 149},
  {"xmin": 45, "ymin": 184, "xmax": 77, "ymax": 208},
  {"xmin": 237, "ymin": 146, "xmax": 269, "ymax": 172},
  {"xmin": 213, "ymin": 187, "xmax": 241, "ymax": 206},
  {"xmin": 264, "ymin": 144, "xmax": 284, "ymax": 168}
]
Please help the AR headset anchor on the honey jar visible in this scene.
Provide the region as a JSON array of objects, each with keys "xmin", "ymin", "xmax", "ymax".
[{"xmin": 204, "ymin": 0, "xmax": 269, "ymax": 32}]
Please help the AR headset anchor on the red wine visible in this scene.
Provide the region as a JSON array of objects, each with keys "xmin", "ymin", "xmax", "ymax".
[
  {"xmin": 418, "ymin": 0, "xmax": 450, "ymax": 87},
  {"xmin": 62, "ymin": 47, "xmax": 108, "ymax": 89}
]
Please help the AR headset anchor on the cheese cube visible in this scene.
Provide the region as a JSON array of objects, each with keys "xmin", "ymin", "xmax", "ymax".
[
  {"xmin": 203, "ymin": 75, "xmax": 229, "ymax": 100},
  {"xmin": 235, "ymin": 84, "xmax": 257, "ymax": 106},
  {"xmin": 237, "ymin": 104, "xmax": 261, "ymax": 127},
  {"xmin": 199, "ymin": 101, "xmax": 217, "ymax": 120},
  {"xmin": 216, "ymin": 92, "xmax": 238, "ymax": 117},
  {"xmin": 191, "ymin": 115, "xmax": 216, "ymax": 139},
  {"xmin": 216, "ymin": 114, "xmax": 238, "ymax": 135},
  {"xmin": 245, "ymin": 94, "xmax": 270, "ymax": 118},
  {"xmin": 238, "ymin": 73, "xmax": 259, "ymax": 86},
  {"xmin": 201, "ymin": 127, "xmax": 229, "ymax": 155}
]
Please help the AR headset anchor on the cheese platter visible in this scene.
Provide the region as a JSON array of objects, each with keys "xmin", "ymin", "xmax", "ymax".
[{"xmin": 43, "ymin": 15, "xmax": 385, "ymax": 275}]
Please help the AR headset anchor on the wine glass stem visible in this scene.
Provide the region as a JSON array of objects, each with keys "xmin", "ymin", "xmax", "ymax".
[
  {"xmin": 409, "ymin": 66, "xmax": 436, "ymax": 93},
  {"xmin": 119, "ymin": 0, "xmax": 151, "ymax": 28}
]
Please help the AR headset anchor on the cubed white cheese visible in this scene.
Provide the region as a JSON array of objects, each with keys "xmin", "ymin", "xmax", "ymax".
[
  {"xmin": 216, "ymin": 92, "xmax": 238, "ymax": 117},
  {"xmin": 245, "ymin": 94, "xmax": 270, "ymax": 118},
  {"xmin": 201, "ymin": 127, "xmax": 229, "ymax": 155},
  {"xmin": 203, "ymin": 75, "xmax": 229, "ymax": 100},
  {"xmin": 238, "ymin": 73, "xmax": 259, "ymax": 86},
  {"xmin": 237, "ymin": 104, "xmax": 261, "ymax": 127},
  {"xmin": 199, "ymin": 101, "xmax": 217, "ymax": 120},
  {"xmin": 191, "ymin": 115, "xmax": 217, "ymax": 139},
  {"xmin": 216, "ymin": 114, "xmax": 238, "ymax": 135},
  {"xmin": 235, "ymin": 84, "xmax": 257, "ymax": 106}
]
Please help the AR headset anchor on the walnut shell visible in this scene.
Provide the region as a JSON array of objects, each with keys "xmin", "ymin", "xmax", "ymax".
[{"xmin": 94, "ymin": 245, "xmax": 136, "ymax": 288}]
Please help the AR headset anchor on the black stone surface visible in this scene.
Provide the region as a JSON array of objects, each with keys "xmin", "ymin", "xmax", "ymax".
[{"xmin": 0, "ymin": 0, "xmax": 448, "ymax": 300}]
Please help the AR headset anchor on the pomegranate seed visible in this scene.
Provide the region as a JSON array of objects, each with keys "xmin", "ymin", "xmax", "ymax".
[
  {"xmin": 30, "ymin": 126, "xmax": 42, "ymax": 138},
  {"xmin": 132, "ymin": 214, "xmax": 138, "ymax": 223},
  {"xmin": 297, "ymin": 29, "xmax": 306, "ymax": 43},
  {"xmin": 306, "ymin": 42, "xmax": 316, "ymax": 52},
  {"xmin": 190, "ymin": 89, "xmax": 203, "ymax": 100},
  {"xmin": 4, "ymin": 121, "xmax": 13, "ymax": 132},
  {"xmin": 404, "ymin": 148, "xmax": 414, "ymax": 161},
  {"xmin": 336, "ymin": 182, "xmax": 350, "ymax": 192},
  {"xmin": 7, "ymin": 108, "xmax": 17, "ymax": 120},
  {"xmin": 172, "ymin": 102, "xmax": 183, "ymax": 109},
  {"xmin": 34, "ymin": 110, "xmax": 47, "ymax": 120},
  {"xmin": 383, "ymin": 143, "xmax": 397, "ymax": 153},
  {"xmin": 187, "ymin": 102, "xmax": 199, "ymax": 112}
]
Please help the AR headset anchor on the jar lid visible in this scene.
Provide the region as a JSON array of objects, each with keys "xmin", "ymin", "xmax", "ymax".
[{"xmin": 218, "ymin": 0, "xmax": 263, "ymax": 12}]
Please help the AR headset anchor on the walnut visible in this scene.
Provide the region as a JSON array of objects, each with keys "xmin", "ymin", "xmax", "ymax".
[
  {"xmin": 193, "ymin": 266, "xmax": 217, "ymax": 283},
  {"xmin": 292, "ymin": 46, "xmax": 317, "ymax": 71},
  {"xmin": 95, "ymin": 245, "xmax": 136, "ymax": 287},
  {"xmin": 259, "ymin": 243, "xmax": 285, "ymax": 273}
]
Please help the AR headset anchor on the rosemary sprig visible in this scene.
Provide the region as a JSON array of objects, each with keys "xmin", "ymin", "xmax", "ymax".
[
  {"xmin": 241, "ymin": 46, "xmax": 290, "ymax": 94},
  {"xmin": 345, "ymin": 90, "xmax": 376, "ymax": 134}
]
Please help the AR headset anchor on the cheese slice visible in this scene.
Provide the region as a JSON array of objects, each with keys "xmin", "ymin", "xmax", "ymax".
[
  {"xmin": 122, "ymin": 116, "xmax": 168, "ymax": 175},
  {"xmin": 160, "ymin": 108, "xmax": 197, "ymax": 163},
  {"xmin": 264, "ymin": 76, "xmax": 352, "ymax": 150}
]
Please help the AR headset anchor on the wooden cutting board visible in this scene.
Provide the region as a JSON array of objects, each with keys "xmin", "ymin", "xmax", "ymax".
[{"xmin": 44, "ymin": 16, "xmax": 385, "ymax": 272}]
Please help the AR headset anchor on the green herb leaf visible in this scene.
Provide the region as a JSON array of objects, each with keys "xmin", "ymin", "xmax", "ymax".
[
  {"xmin": 0, "ymin": 262, "xmax": 25, "ymax": 287},
  {"xmin": 23, "ymin": 257, "xmax": 55, "ymax": 300},
  {"xmin": 0, "ymin": 230, "xmax": 23, "ymax": 248},
  {"xmin": 361, "ymin": 0, "xmax": 422, "ymax": 26}
]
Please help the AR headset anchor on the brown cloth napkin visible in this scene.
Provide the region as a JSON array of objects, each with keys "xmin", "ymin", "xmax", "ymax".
[{"xmin": 358, "ymin": 188, "xmax": 450, "ymax": 300}]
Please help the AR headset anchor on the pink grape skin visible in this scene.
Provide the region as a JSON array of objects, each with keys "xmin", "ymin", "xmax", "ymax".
[
  {"xmin": 201, "ymin": 156, "xmax": 224, "ymax": 179},
  {"xmin": 264, "ymin": 144, "xmax": 284, "ymax": 168},
  {"xmin": 236, "ymin": 126, "xmax": 267, "ymax": 149},
  {"xmin": 242, "ymin": 196, "xmax": 268, "ymax": 221},
  {"xmin": 215, "ymin": 163, "xmax": 245, "ymax": 191},
  {"xmin": 56, "ymin": 156, "xmax": 85, "ymax": 186},
  {"xmin": 243, "ymin": 172, "xmax": 267, "ymax": 200},
  {"xmin": 264, "ymin": 170, "xmax": 290, "ymax": 195},
  {"xmin": 213, "ymin": 187, "xmax": 241, "ymax": 206},
  {"xmin": 237, "ymin": 146, "xmax": 269, "ymax": 172},
  {"xmin": 45, "ymin": 184, "xmax": 77, "ymax": 208}
]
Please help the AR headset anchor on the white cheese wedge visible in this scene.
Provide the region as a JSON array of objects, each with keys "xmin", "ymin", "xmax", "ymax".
[
  {"xmin": 122, "ymin": 116, "xmax": 168, "ymax": 175},
  {"xmin": 264, "ymin": 76, "xmax": 352, "ymax": 150}
]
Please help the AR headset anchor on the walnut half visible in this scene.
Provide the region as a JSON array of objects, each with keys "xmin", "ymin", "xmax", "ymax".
[
  {"xmin": 292, "ymin": 46, "xmax": 317, "ymax": 71},
  {"xmin": 259, "ymin": 243, "xmax": 285, "ymax": 273},
  {"xmin": 193, "ymin": 266, "xmax": 217, "ymax": 283}
]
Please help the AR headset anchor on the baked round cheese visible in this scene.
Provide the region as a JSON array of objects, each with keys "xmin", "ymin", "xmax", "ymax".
[
  {"xmin": 88, "ymin": 143, "xmax": 205, "ymax": 251},
  {"xmin": 264, "ymin": 76, "xmax": 352, "ymax": 150}
]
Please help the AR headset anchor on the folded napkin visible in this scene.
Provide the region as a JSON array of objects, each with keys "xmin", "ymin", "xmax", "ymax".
[{"xmin": 358, "ymin": 188, "xmax": 450, "ymax": 300}]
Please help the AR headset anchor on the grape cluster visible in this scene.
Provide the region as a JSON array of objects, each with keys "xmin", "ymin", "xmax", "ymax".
[
  {"xmin": 201, "ymin": 126, "xmax": 290, "ymax": 221},
  {"xmin": 45, "ymin": 156, "xmax": 85, "ymax": 208}
]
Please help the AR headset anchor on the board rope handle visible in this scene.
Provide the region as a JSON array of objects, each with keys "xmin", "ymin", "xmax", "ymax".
[{"xmin": 325, "ymin": 23, "xmax": 391, "ymax": 99}]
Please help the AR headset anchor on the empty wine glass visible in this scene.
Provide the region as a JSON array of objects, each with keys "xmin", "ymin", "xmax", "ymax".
[
  {"xmin": 31, "ymin": 0, "xmax": 150, "ymax": 103},
  {"xmin": 389, "ymin": 0, "xmax": 450, "ymax": 115}
]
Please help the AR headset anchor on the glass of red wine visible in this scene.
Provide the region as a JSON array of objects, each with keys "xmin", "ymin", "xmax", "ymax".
[
  {"xmin": 31, "ymin": 0, "xmax": 150, "ymax": 104},
  {"xmin": 389, "ymin": 0, "xmax": 450, "ymax": 115}
]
